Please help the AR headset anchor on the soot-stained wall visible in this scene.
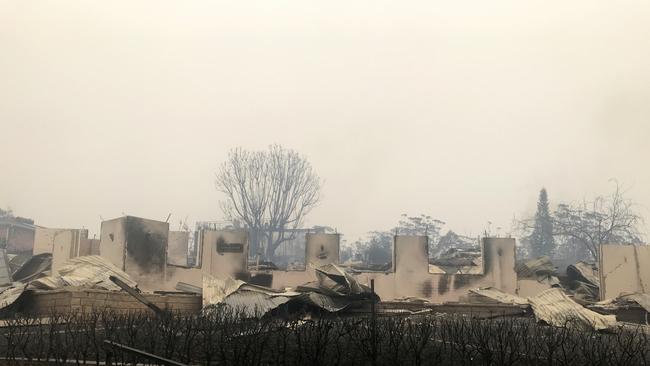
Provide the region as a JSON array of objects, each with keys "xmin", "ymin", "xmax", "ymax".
[
  {"xmin": 270, "ymin": 233, "xmax": 341, "ymax": 289},
  {"xmin": 356, "ymin": 237, "xmax": 517, "ymax": 303},
  {"xmin": 268, "ymin": 236, "xmax": 517, "ymax": 303},
  {"xmin": 201, "ymin": 230, "xmax": 249, "ymax": 279},
  {"xmin": 99, "ymin": 216, "xmax": 169, "ymax": 291},
  {"xmin": 124, "ymin": 217, "xmax": 169, "ymax": 290}
]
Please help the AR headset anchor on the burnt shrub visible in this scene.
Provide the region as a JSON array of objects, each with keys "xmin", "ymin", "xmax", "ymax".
[{"xmin": 0, "ymin": 310, "xmax": 647, "ymax": 365}]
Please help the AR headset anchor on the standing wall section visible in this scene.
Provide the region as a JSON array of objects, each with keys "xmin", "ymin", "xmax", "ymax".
[
  {"xmin": 124, "ymin": 217, "xmax": 169, "ymax": 291},
  {"xmin": 201, "ymin": 230, "xmax": 249, "ymax": 279},
  {"xmin": 99, "ymin": 216, "xmax": 169, "ymax": 292},
  {"xmin": 99, "ymin": 218, "xmax": 127, "ymax": 270},
  {"xmin": 167, "ymin": 231, "xmax": 190, "ymax": 266},
  {"xmin": 599, "ymin": 244, "xmax": 650, "ymax": 300},
  {"xmin": 270, "ymin": 233, "xmax": 341, "ymax": 289}
]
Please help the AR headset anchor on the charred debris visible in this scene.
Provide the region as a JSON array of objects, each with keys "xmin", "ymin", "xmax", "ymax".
[{"xmin": 0, "ymin": 215, "xmax": 649, "ymax": 365}]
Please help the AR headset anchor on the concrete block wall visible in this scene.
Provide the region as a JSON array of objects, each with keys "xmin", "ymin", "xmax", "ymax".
[{"xmin": 23, "ymin": 289, "xmax": 201, "ymax": 315}]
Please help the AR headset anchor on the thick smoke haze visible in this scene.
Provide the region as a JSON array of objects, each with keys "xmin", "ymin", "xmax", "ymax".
[{"xmin": 1, "ymin": 1, "xmax": 649, "ymax": 240}]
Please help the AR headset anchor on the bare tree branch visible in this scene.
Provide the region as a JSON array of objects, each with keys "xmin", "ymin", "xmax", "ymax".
[{"xmin": 215, "ymin": 145, "xmax": 321, "ymax": 259}]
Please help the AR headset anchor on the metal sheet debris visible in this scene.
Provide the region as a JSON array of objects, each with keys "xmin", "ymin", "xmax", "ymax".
[
  {"xmin": 203, "ymin": 264, "xmax": 378, "ymax": 317},
  {"xmin": 300, "ymin": 292, "xmax": 352, "ymax": 312},
  {"xmin": 29, "ymin": 255, "xmax": 137, "ymax": 291},
  {"xmin": 7, "ymin": 253, "xmax": 32, "ymax": 275},
  {"xmin": 516, "ymin": 256, "xmax": 556, "ymax": 278},
  {"xmin": 528, "ymin": 288, "xmax": 616, "ymax": 331},
  {"xmin": 222, "ymin": 291, "xmax": 293, "ymax": 317},
  {"xmin": 469, "ymin": 287, "xmax": 529, "ymax": 306},
  {"xmin": 313, "ymin": 263, "xmax": 366, "ymax": 296},
  {"xmin": 594, "ymin": 293, "xmax": 650, "ymax": 314},
  {"xmin": 202, "ymin": 275, "xmax": 247, "ymax": 306},
  {"xmin": 0, "ymin": 283, "xmax": 28, "ymax": 314},
  {"xmin": 12, "ymin": 253, "xmax": 52, "ymax": 283},
  {"xmin": 175, "ymin": 281, "xmax": 202, "ymax": 295},
  {"xmin": 516, "ymin": 256, "xmax": 559, "ymax": 286},
  {"xmin": 567, "ymin": 261, "xmax": 599, "ymax": 301}
]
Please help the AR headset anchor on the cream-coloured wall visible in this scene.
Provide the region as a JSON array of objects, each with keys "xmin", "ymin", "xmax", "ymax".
[
  {"xmin": 305, "ymin": 233, "xmax": 340, "ymax": 267},
  {"xmin": 270, "ymin": 233, "xmax": 341, "ymax": 289},
  {"xmin": 79, "ymin": 238, "xmax": 100, "ymax": 256},
  {"xmin": 51, "ymin": 230, "xmax": 86, "ymax": 273},
  {"xmin": 162, "ymin": 229, "xmax": 249, "ymax": 291},
  {"xmin": 269, "ymin": 236, "xmax": 517, "ymax": 303},
  {"xmin": 34, "ymin": 227, "xmax": 88, "ymax": 274},
  {"xmin": 33, "ymin": 227, "xmax": 56, "ymax": 255},
  {"xmin": 99, "ymin": 218, "xmax": 127, "ymax": 270},
  {"xmin": 167, "ymin": 231, "xmax": 189, "ymax": 267},
  {"xmin": 354, "ymin": 237, "xmax": 516, "ymax": 303},
  {"xmin": 34, "ymin": 227, "xmax": 87, "ymax": 256},
  {"xmin": 201, "ymin": 230, "xmax": 248, "ymax": 278},
  {"xmin": 149, "ymin": 227, "xmax": 516, "ymax": 304},
  {"xmin": 599, "ymin": 244, "xmax": 650, "ymax": 300}
]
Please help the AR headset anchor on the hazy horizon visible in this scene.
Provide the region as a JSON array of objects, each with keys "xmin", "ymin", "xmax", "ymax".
[{"xmin": 2, "ymin": 1, "xmax": 650, "ymax": 242}]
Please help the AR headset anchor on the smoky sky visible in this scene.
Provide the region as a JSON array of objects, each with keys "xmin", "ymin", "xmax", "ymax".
[{"xmin": 1, "ymin": 1, "xmax": 650, "ymax": 241}]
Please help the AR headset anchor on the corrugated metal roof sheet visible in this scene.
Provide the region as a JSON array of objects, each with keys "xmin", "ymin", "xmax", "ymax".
[
  {"xmin": 596, "ymin": 293, "xmax": 650, "ymax": 313},
  {"xmin": 313, "ymin": 263, "xmax": 365, "ymax": 296},
  {"xmin": 469, "ymin": 287, "xmax": 529, "ymax": 305},
  {"xmin": 528, "ymin": 288, "xmax": 616, "ymax": 331},
  {"xmin": 222, "ymin": 291, "xmax": 292, "ymax": 317},
  {"xmin": 301, "ymin": 292, "xmax": 351, "ymax": 312},
  {"xmin": 0, "ymin": 284, "xmax": 27, "ymax": 312},
  {"xmin": 12, "ymin": 253, "xmax": 52, "ymax": 283},
  {"xmin": 202, "ymin": 275, "xmax": 246, "ymax": 306},
  {"xmin": 30, "ymin": 255, "xmax": 137, "ymax": 291}
]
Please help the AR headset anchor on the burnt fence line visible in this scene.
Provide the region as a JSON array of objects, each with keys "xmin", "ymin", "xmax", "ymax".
[{"xmin": 0, "ymin": 310, "xmax": 649, "ymax": 365}]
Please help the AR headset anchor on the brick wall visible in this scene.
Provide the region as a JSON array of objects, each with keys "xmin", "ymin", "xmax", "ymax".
[{"xmin": 22, "ymin": 289, "xmax": 201, "ymax": 315}]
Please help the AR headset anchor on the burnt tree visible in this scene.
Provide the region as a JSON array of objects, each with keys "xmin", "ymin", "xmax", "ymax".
[{"xmin": 216, "ymin": 145, "xmax": 321, "ymax": 260}]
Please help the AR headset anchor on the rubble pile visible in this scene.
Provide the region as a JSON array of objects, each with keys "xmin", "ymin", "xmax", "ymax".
[
  {"xmin": 566, "ymin": 261, "xmax": 600, "ymax": 302},
  {"xmin": 516, "ymin": 256, "xmax": 560, "ymax": 287},
  {"xmin": 204, "ymin": 263, "xmax": 378, "ymax": 317}
]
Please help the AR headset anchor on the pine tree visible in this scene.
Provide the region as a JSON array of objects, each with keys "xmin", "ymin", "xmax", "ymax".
[{"xmin": 530, "ymin": 188, "xmax": 555, "ymax": 258}]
